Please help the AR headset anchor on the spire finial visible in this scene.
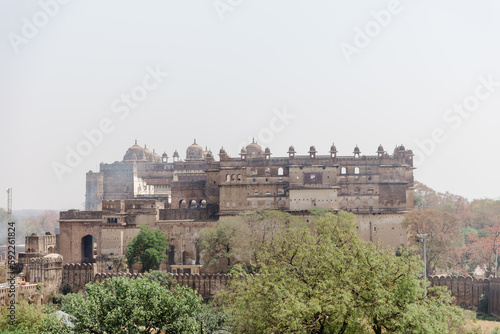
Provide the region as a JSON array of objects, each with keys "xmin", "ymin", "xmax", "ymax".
[
  {"xmin": 252, "ymin": 137, "xmax": 255, "ymax": 143},
  {"xmin": 194, "ymin": 139, "xmax": 197, "ymax": 144},
  {"xmin": 135, "ymin": 139, "xmax": 137, "ymax": 145}
]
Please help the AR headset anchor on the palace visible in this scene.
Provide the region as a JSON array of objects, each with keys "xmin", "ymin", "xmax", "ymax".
[{"xmin": 59, "ymin": 139, "xmax": 414, "ymax": 273}]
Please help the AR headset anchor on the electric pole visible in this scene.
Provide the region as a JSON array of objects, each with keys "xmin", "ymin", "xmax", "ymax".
[
  {"xmin": 416, "ymin": 233, "xmax": 430, "ymax": 278},
  {"xmin": 6, "ymin": 188, "xmax": 12, "ymax": 215}
]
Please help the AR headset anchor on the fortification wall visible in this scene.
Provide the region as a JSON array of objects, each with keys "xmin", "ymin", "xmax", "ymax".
[
  {"xmin": 61, "ymin": 263, "xmax": 97, "ymax": 293},
  {"xmin": 60, "ymin": 266, "xmax": 233, "ymax": 298},
  {"xmin": 428, "ymin": 275, "xmax": 489, "ymax": 308},
  {"xmin": 488, "ymin": 278, "xmax": 500, "ymax": 318}
]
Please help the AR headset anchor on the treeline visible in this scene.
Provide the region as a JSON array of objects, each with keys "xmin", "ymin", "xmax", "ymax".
[
  {"xmin": 405, "ymin": 181, "xmax": 500, "ymax": 276},
  {"xmin": 0, "ymin": 209, "xmax": 59, "ymax": 245}
]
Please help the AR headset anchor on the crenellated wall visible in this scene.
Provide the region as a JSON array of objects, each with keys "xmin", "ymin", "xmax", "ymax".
[
  {"xmin": 428, "ymin": 275, "xmax": 489, "ymax": 308},
  {"xmin": 61, "ymin": 263, "xmax": 97, "ymax": 293},
  {"xmin": 60, "ymin": 266, "xmax": 234, "ymax": 298}
]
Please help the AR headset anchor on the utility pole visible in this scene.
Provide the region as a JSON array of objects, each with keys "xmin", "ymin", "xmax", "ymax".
[
  {"xmin": 495, "ymin": 239, "xmax": 498, "ymax": 278},
  {"xmin": 6, "ymin": 188, "xmax": 12, "ymax": 215},
  {"xmin": 416, "ymin": 234, "xmax": 430, "ymax": 279}
]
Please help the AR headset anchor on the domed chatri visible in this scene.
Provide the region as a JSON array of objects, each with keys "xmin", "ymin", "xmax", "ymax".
[
  {"xmin": 288, "ymin": 145, "xmax": 296, "ymax": 153},
  {"xmin": 246, "ymin": 138, "xmax": 263, "ymax": 158},
  {"xmin": 123, "ymin": 140, "xmax": 147, "ymax": 162},
  {"xmin": 186, "ymin": 139, "xmax": 204, "ymax": 160},
  {"xmin": 219, "ymin": 147, "xmax": 227, "ymax": 154}
]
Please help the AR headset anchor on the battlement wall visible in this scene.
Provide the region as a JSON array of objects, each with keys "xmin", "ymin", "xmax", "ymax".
[{"xmin": 428, "ymin": 275, "xmax": 489, "ymax": 308}]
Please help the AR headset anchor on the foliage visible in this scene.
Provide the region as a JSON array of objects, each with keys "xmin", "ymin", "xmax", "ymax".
[
  {"xmin": 195, "ymin": 303, "xmax": 229, "ymax": 334},
  {"xmin": 108, "ymin": 254, "xmax": 128, "ymax": 273},
  {"xmin": 225, "ymin": 211, "xmax": 469, "ymax": 334},
  {"xmin": 125, "ymin": 225, "xmax": 168, "ymax": 272},
  {"xmin": 198, "ymin": 218, "xmax": 244, "ymax": 269},
  {"xmin": 198, "ymin": 210, "xmax": 304, "ymax": 271},
  {"xmin": 143, "ymin": 270, "xmax": 178, "ymax": 289},
  {"xmin": 0, "ymin": 300, "xmax": 50, "ymax": 333},
  {"xmin": 60, "ymin": 276, "xmax": 203, "ymax": 334},
  {"xmin": 403, "ymin": 209, "xmax": 463, "ymax": 275},
  {"xmin": 227, "ymin": 263, "xmax": 258, "ymax": 275}
]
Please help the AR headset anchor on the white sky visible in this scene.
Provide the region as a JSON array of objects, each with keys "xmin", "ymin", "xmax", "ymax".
[{"xmin": 1, "ymin": 0, "xmax": 499, "ymax": 210}]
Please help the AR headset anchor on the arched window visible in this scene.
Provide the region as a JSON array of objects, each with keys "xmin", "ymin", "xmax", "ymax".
[
  {"xmin": 237, "ymin": 174, "xmax": 242, "ymax": 182},
  {"xmin": 226, "ymin": 174, "xmax": 230, "ymax": 182},
  {"xmin": 180, "ymin": 200, "xmax": 187, "ymax": 209},
  {"xmin": 278, "ymin": 167, "xmax": 284, "ymax": 176},
  {"xmin": 341, "ymin": 167, "xmax": 347, "ymax": 175},
  {"xmin": 231, "ymin": 174, "xmax": 236, "ymax": 181},
  {"xmin": 265, "ymin": 168, "xmax": 271, "ymax": 176},
  {"xmin": 265, "ymin": 189, "xmax": 271, "ymax": 196},
  {"xmin": 354, "ymin": 167, "xmax": 360, "ymax": 174},
  {"xmin": 190, "ymin": 200, "xmax": 197, "ymax": 209}
]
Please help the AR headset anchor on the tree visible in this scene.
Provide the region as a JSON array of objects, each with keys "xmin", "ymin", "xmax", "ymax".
[
  {"xmin": 198, "ymin": 210, "xmax": 303, "ymax": 271},
  {"xmin": 198, "ymin": 218, "xmax": 244, "ymax": 270},
  {"xmin": 225, "ymin": 211, "xmax": 469, "ymax": 334},
  {"xmin": 60, "ymin": 276, "xmax": 203, "ymax": 334},
  {"xmin": 108, "ymin": 254, "xmax": 128, "ymax": 273},
  {"xmin": 403, "ymin": 209, "xmax": 463, "ymax": 275},
  {"xmin": 125, "ymin": 225, "xmax": 168, "ymax": 272}
]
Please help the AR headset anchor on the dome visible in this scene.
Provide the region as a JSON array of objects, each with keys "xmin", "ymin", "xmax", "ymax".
[
  {"xmin": 240, "ymin": 147, "xmax": 247, "ymax": 154},
  {"xmin": 264, "ymin": 147, "xmax": 271, "ymax": 154},
  {"xmin": 143, "ymin": 145, "xmax": 155, "ymax": 162},
  {"xmin": 309, "ymin": 145, "xmax": 317, "ymax": 153},
  {"xmin": 288, "ymin": 145, "xmax": 296, "ymax": 153},
  {"xmin": 173, "ymin": 150, "xmax": 179, "ymax": 158},
  {"xmin": 330, "ymin": 143, "xmax": 337, "ymax": 152},
  {"xmin": 377, "ymin": 144, "xmax": 384, "ymax": 152},
  {"xmin": 206, "ymin": 151, "xmax": 213, "ymax": 158},
  {"xmin": 353, "ymin": 145, "xmax": 360, "ymax": 153},
  {"xmin": 186, "ymin": 139, "xmax": 204, "ymax": 160},
  {"xmin": 123, "ymin": 140, "xmax": 147, "ymax": 162},
  {"xmin": 398, "ymin": 144, "xmax": 406, "ymax": 151},
  {"xmin": 219, "ymin": 147, "xmax": 227, "ymax": 154},
  {"xmin": 162, "ymin": 152, "xmax": 168, "ymax": 158},
  {"xmin": 246, "ymin": 139, "xmax": 263, "ymax": 158}
]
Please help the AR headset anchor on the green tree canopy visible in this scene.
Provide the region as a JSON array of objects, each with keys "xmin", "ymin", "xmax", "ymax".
[
  {"xmin": 225, "ymin": 211, "xmax": 469, "ymax": 334},
  {"xmin": 198, "ymin": 210, "xmax": 304, "ymax": 271},
  {"xmin": 60, "ymin": 276, "xmax": 202, "ymax": 334},
  {"xmin": 125, "ymin": 225, "xmax": 168, "ymax": 272}
]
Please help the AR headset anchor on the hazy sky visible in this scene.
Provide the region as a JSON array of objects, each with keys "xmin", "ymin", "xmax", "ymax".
[{"xmin": 1, "ymin": 0, "xmax": 499, "ymax": 210}]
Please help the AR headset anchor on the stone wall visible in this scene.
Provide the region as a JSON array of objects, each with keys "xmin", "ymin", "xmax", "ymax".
[
  {"xmin": 60, "ymin": 266, "xmax": 233, "ymax": 298},
  {"xmin": 61, "ymin": 263, "xmax": 97, "ymax": 293},
  {"xmin": 488, "ymin": 278, "xmax": 500, "ymax": 318},
  {"xmin": 428, "ymin": 275, "xmax": 489, "ymax": 308},
  {"xmin": 0, "ymin": 284, "xmax": 38, "ymax": 306}
]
